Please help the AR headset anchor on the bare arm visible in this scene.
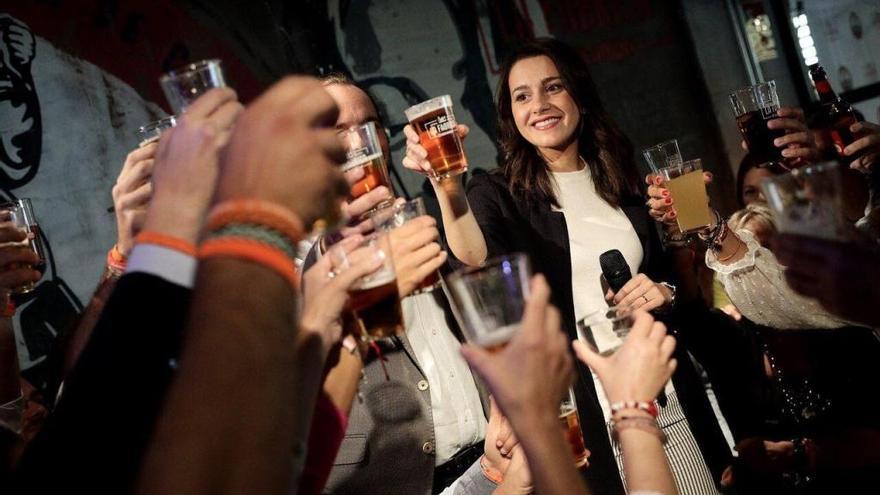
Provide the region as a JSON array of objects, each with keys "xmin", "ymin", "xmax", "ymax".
[{"xmin": 402, "ymin": 124, "xmax": 487, "ymax": 266}]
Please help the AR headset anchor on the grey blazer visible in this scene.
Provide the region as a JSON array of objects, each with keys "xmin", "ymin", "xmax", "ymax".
[{"xmin": 302, "ymin": 245, "xmax": 491, "ymax": 495}]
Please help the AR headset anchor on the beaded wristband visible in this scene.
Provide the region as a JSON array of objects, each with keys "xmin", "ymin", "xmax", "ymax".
[
  {"xmin": 611, "ymin": 416, "xmax": 667, "ymax": 444},
  {"xmin": 134, "ymin": 231, "xmax": 197, "ymax": 257},
  {"xmin": 610, "ymin": 400, "xmax": 659, "ymax": 418},
  {"xmin": 206, "ymin": 199, "xmax": 304, "ymax": 249},
  {"xmin": 106, "ymin": 245, "xmax": 128, "ymax": 274}
]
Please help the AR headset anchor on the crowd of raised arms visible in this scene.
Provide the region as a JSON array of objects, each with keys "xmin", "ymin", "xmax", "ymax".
[{"xmin": 2, "ymin": 37, "xmax": 880, "ymax": 495}]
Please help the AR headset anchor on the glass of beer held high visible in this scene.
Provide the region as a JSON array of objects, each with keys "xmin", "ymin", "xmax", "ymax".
[
  {"xmin": 342, "ymin": 122, "xmax": 394, "ymax": 210},
  {"xmin": 331, "ymin": 233, "xmax": 404, "ymax": 340},
  {"xmin": 0, "ymin": 199, "xmax": 47, "ymax": 295},
  {"xmin": 159, "ymin": 59, "xmax": 226, "ymax": 114},
  {"xmin": 659, "ymin": 159, "xmax": 713, "ymax": 233},
  {"xmin": 446, "ymin": 253, "xmax": 531, "ymax": 351},
  {"xmin": 370, "ymin": 197, "xmax": 441, "ymax": 294},
  {"xmin": 405, "ymin": 95, "xmax": 468, "ymax": 179},
  {"xmin": 729, "ymin": 81, "xmax": 786, "ymax": 169},
  {"xmin": 560, "ymin": 389, "xmax": 590, "ymax": 470}
]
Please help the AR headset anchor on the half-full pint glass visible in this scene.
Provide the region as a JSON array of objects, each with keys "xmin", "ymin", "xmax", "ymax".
[
  {"xmin": 370, "ymin": 197, "xmax": 440, "ymax": 293},
  {"xmin": 446, "ymin": 253, "xmax": 531, "ymax": 351},
  {"xmin": 137, "ymin": 116, "xmax": 177, "ymax": 147},
  {"xmin": 333, "ymin": 233, "xmax": 404, "ymax": 340},
  {"xmin": 342, "ymin": 122, "xmax": 394, "ymax": 208},
  {"xmin": 657, "ymin": 158, "xmax": 713, "ymax": 233},
  {"xmin": 1, "ymin": 199, "xmax": 46, "ymax": 295},
  {"xmin": 405, "ymin": 95, "xmax": 468, "ymax": 179},
  {"xmin": 560, "ymin": 390, "xmax": 589, "ymax": 470},
  {"xmin": 729, "ymin": 81, "xmax": 785, "ymax": 168},
  {"xmin": 159, "ymin": 59, "xmax": 226, "ymax": 114}
]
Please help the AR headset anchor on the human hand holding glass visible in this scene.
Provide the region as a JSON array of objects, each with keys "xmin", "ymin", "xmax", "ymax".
[{"xmin": 0, "ymin": 200, "xmax": 45, "ymax": 296}]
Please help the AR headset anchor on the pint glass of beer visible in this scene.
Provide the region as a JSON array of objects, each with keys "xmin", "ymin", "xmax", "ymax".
[
  {"xmin": 729, "ymin": 81, "xmax": 786, "ymax": 168},
  {"xmin": 342, "ymin": 122, "xmax": 394, "ymax": 209},
  {"xmin": 370, "ymin": 197, "xmax": 440, "ymax": 294},
  {"xmin": 137, "ymin": 116, "xmax": 177, "ymax": 147},
  {"xmin": 331, "ymin": 233, "xmax": 404, "ymax": 340},
  {"xmin": 0, "ymin": 199, "xmax": 46, "ymax": 295},
  {"xmin": 159, "ymin": 59, "xmax": 226, "ymax": 114},
  {"xmin": 446, "ymin": 253, "xmax": 531, "ymax": 351},
  {"xmin": 560, "ymin": 389, "xmax": 590, "ymax": 470},
  {"xmin": 657, "ymin": 158, "xmax": 713, "ymax": 233},
  {"xmin": 760, "ymin": 161, "xmax": 847, "ymax": 241},
  {"xmin": 405, "ymin": 95, "xmax": 468, "ymax": 179}
]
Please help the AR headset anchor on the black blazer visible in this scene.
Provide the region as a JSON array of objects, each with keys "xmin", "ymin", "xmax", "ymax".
[
  {"xmin": 13, "ymin": 273, "xmax": 191, "ymax": 493},
  {"xmin": 462, "ymin": 171, "xmax": 730, "ymax": 494}
]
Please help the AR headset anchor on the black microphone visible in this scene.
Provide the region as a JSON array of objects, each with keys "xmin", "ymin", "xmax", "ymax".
[
  {"xmin": 599, "ymin": 249, "xmax": 667, "ymax": 407},
  {"xmin": 599, "ymin": 249, "xmax": 631, "ymax": 293}
]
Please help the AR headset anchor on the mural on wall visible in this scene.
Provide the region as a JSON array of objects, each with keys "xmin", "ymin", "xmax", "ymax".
[{"xmin": 1, "ymin": 15, "xmax": 82, "ymax": 390}]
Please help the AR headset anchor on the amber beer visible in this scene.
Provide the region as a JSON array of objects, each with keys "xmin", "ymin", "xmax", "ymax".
[
  {"xmin": 347, "ymin": 273, "xmax": 404, "ymax": 339},
  {"xmin": 730, "ymin": 81, "xmax": 786, "ymax": 168},
  {"xmin": 342, "ymin": 122, "xmax": 394, "ymax": 210},
  {"xmin": 344, "ymin": 153, "xmax": 392, "ymax": 201},
  {"xmin": 560, "ymin": 401, "xmax": 589, "ymax": 469},
  {"xmin": 405, "ymin": 95, "xmax": 468, "ymax": 179},
  {"xmin": 660, "ymin": 159, "xmax": 713, "ymax": 232}
]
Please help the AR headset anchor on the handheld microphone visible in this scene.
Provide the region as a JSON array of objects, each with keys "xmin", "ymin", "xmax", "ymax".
[{"xmin": 599, "ymin": 249, "xmax": 632, "ymax": 293}]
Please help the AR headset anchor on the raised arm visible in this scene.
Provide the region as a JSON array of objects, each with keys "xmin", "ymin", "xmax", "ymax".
[{"xmin": 402, "ymin": 124, "xmax": 487, "ymax": 266}]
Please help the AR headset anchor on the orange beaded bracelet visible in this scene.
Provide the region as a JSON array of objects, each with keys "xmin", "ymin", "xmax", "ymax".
[{"xmin": 134, "ymin": 232, "xmax": 197, "ymax": 257}]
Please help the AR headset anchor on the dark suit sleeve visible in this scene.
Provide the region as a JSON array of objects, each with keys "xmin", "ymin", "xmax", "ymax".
[
  {"xmin": 463, "ymin": 174, "xmax": 512, "ymax": 261},
  {"xmin": 13, "ymin": 272, "xmax": 191, "ymax": 493}
]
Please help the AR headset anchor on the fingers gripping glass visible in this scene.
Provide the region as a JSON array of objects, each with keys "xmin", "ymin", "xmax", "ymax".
[
  {"xmin": 0, "ymin": 199, "xmax": 46, "ymax": 295},
  {"xmin": 370, "ymin": 197, "xmax": 440, "ymax": 294},
  {"xmin": 760, "ymin": 161, "xmax": 848, "ymax": 241},
  {"xmin": 577, "ymin": 305, "xmax": 635, "ymax": 356},
  {"xmin": 341, "ymin": 122, "xmax": 394, "ymax": 210},
  {"xmin": 404, "ymin": 95, "xmax": 468, "ymax": 180},
  {"xmin": 729, "ymin": 81, "xmax": 786, "ymax": 169}
]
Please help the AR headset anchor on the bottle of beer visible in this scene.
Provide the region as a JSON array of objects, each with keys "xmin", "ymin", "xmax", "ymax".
[{"xmin": 809, "ymin": 63, "xmax": 861, "ymax": 158}]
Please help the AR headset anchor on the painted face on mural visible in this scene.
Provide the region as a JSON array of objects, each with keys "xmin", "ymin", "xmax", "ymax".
[
  {"xmin": 0, "ymin": 15, "xmax": 41, "ymax": 178},
  {"xmin": 508, "ymin": 55, "xmax": 581, "ymax": 155}
]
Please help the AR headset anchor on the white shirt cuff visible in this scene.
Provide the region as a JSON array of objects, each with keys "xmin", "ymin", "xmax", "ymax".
[{"xmin": 126, "ymin": 244, "xmax": 197, "ymax": 289}]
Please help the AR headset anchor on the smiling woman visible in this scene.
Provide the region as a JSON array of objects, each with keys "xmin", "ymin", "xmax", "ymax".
[{"xmin": 402, "ymin": 37, "xmax": 732, "ymax": 495}]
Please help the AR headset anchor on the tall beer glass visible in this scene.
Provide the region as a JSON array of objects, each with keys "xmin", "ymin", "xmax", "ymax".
[
  {"xmin": 332, "ymin": 233, "xmax": 404, "ymax": 340},
  {"xmin": 370, "ymin": 197, "xmax": 440, "ymax": 294},
  {"xmin": 405, "ymin": 95, "xmax": 468, "ymax": 179},
  {"xmin": 446, "ymin": 253, "xmax": 531, "ymax": 351},
  {"xmin": 657, "ymin": 158, "xmax": 713, "ymax": 233},
  {"xmin": 1, "ymin": 199, "xmax": 46, "ymax": 295},
  {"xmin": 729, "ymin": 81, "xmax": 786, "ymax": 169},
  {"xmin": 560, "ymin": 389, "xmax": 590, "ymax": 470},
  {"xmin": 760, "ymin": 161, "xmax": 847, "ymax": 241},
  {"xmin": 159, "ymin": 59, "xmax": 226, "ymax": 114},
  {"xmin": 137, "ymin": 116, "xmax": 177, "ymax": 147},
  {"xmin": 342, "ymin": 122, "xmax": 394, "ymax": 209}
]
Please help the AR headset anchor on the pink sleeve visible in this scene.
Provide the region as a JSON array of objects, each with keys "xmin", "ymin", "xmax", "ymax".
[{"xmin": 297, "ymin": 391, "xmax": 349, "ymax": 495}]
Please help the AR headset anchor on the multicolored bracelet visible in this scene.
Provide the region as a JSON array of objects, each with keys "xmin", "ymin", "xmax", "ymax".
[
  {"xmin": 610, "ymin": 400, "xmax": 659, "ymax": 418},
  {"xmin": 134, "ymin": 231, "xmax": 197, "ymax": 257},
  {"xmin": 610, "ymin": 415, "xmax": 667, "ymax": 444}
]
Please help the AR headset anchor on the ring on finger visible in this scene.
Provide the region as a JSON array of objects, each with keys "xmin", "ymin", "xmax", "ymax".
[{"xmin": 640, "ymin": 295, "xmax": 649, "ymax": 305}]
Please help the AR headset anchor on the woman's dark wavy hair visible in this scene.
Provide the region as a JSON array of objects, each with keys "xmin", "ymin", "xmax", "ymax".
[{"xmin": 496, "ymin": 38, "xmax": 641, "ymax": 208}]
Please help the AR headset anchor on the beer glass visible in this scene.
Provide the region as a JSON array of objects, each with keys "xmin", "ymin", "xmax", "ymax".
[
  {"xmin": 577, "ymin": 305, "xmax": 634, "ymax": 356},
  {"xmin": 760, "ymin": 161, "xmax": 848, "ymax": 241},
  {"xmin": 560, "ymin": 389, "xmax": 589, "ymax": 470},
  {"xmin": 342, "ymin": 122, "xmax": 394, "ymax": 209},
  {"xmin": 331, "ymin": 233, "xmax": 404, "ymax": 340},
  {"xmin": 405, "ymin": 95, "xmax": 468, "ymax": 179},
  {"xmin": 729, "ymin": 81, "xmax": 786, "ymax": 168},
  {"xmin": 0, "ymin": 199, "xmax": 46, "ymax": 295},
  {"xmin": 159, "ymin": 59, "xmax": 226, "ymax": 114},
  {"xmin": 656, "ymin": 158, "xmax": 713, "ymax": 233},
  {"xmin": 642, "ymin": 139, "xmax": 682, "ymax": 172},
  {"xmin": 137, "ymin": 116, "xmax": 177, "ymax": 147},
  {"xmin": 446, "ymin": 253, "xmax": 531, "ymax": 351},
  {"xmin": 370, "ymin": 197, "xmax": 440, "ymax": 294}
]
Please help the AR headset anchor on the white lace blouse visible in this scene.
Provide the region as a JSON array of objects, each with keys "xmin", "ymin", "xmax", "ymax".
[{"xmin": 706, "ymin": 228, "xmax": 854, "ymax": 329}]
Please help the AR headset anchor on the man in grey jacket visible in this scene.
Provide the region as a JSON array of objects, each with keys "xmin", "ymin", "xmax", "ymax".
[{"xmin": 309, "ymin": 74, "xmax": 502, "ymax": 495}]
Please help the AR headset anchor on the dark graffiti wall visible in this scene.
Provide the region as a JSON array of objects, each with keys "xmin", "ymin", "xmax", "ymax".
[{"xmin": 1, "ymin": 0, "xmax": 732, "ymax": 388}]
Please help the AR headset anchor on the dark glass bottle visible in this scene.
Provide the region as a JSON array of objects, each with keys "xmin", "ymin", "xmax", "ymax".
[{"xmin": 809, "ymin": 63, "xmax": 861, "ymax": 159}]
